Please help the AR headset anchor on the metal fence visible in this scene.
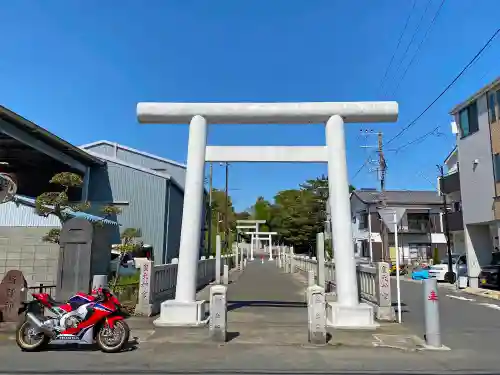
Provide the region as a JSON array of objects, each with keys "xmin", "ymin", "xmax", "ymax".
[{"xmin": 26, "ymin": 284, "xmax": 56, "ymax": 300}]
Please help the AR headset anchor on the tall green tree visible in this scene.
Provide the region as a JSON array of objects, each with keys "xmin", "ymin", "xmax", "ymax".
[
  {"xmin": 242, "ymin": 175, "xmax": 356, "ymax": 254},
  {"xmin": 206, "ymin": 188, "xmax": 237, "ymax": 255}
]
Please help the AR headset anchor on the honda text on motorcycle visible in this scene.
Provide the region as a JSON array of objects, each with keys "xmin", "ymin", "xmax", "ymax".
[{"xmin": 16, "ymin": 287, "xmax": 130, "ymax": 353}]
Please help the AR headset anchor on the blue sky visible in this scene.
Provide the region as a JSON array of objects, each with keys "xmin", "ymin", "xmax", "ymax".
[{"xmin": 1, "ymin": 1, "xmax": 499, "ymax": 211}]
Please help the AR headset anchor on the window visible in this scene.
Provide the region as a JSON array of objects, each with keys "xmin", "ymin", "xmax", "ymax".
[
  {"xmin": 407, "ymin": 213, "xmax": 430, "ymax": 232},
  {"xmin": 494, "ymin": 154, "xmax": 500, "ymax": 183},
  {"xmin": 457, "ymin": 255, "xmax": 466, "ymax": 265},
  {"xmin": 359, "ymin": 212, "xmax": 368, "ymax": 229},
  {"xmin": 361, "ymin": 240, "xmax": 369, "ymax": 258},
  {"xmin": 489, "ymin": 92, "xmax": 497, "ymax": 123},
  {"xmin": 458, "ymin": 101, "xmax": 479, "ymax": 138},
  {"xmin": 497, "ymin": 90, "xmax": 500, "ymax": 117}
]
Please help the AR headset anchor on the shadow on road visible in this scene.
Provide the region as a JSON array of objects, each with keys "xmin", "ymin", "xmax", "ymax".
[
  {"xmin": 228, "ymin": 300, "xmax": 307, "ymax": 311},
  {"xmin": 41, "ymin": 338, "xmax": 139, "ymax": 353},
  {"xmin": 392, "ymin": 301, "xmax": 410, "ymax": 313},
  {"xmin": 226, "ymin": 331, "xmax": 240, "ymax": 342}
]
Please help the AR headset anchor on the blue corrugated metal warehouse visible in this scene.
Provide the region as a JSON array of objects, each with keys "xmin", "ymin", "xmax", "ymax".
[{"xmin": 81, "ymin": 141, "xmax": 202, "ymax": 264}]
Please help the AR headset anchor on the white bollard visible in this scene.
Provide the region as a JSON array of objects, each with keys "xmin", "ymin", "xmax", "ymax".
[
  {"xmin": 317, "ymin": 232, "xmax": 326, "ymax": 288},
  {"xmin": 423, "ymin": 278, "xmax": 443, "ymax": 348},
  {"xmin": 235, "ymin": 243, "xmax": 240, "ymax": 270},
  {"xmin": 308, "ymin": 270, "xmax": 315, "ymax": 287},
  {"xmin": 307, "ymin": 285, "xmax": 327, "ymax": 345},
  {"xmin": 290, "ymin": 247, "xmax": 296, "ymax": 273},
  {"xmin": 244, "ymin": 258, "xmax": 247, "ymax": 268},
  {"xmin": 223, "ymin": 265, "xmax": 229, "ymax": 285},
  {"xmin": 209, "ymin": 285, "xmax": 227, "ymax": 342},
  {"xmin": 215, "ymin": 235, "xmax": 222, "ymax": 284},
  {"xmin": 92, "ymin": 275, "xmax": 108, "ymax": 290}
]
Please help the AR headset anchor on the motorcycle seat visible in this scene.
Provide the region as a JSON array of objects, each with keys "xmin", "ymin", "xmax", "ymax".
[{"xmin": 47, "ymin": 295, "xmax": 66, "ymax": 306}]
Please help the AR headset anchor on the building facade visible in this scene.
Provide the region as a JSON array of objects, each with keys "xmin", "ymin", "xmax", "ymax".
[
  {"xmin": 351, "ymin": 189, "xmax": 447, "ymax": 264},
  {"xmin": 81, "ymin": 141, "xmax": 202, "ymax": 264},
  {"xmin": 449, "ymin": 77, "xmax": 500, "ymax": 287},
  {"xmin": 0, "ymin": 106, "xmax": 112, "ymax": 286},
  {"xmin": 439, "ymin": 147, "xmax": 465, "ymax": 256}
]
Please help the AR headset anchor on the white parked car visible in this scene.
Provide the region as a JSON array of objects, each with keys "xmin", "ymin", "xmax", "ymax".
[{"xmin": 428, "ymin": 254, "xmax": 467, "ymax": 281}]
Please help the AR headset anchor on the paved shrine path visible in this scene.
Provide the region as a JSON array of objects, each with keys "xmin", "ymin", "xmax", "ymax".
[
  {"xmin": 217, "ymin": 258, "xmax": 310, "ymax": 343},
  {"xmin": 227, "ymin": 258, "xmax": 307, "ymax": 324}
]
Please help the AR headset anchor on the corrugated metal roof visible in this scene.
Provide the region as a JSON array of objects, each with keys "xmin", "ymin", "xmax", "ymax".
[
  {"xmin": 0, "ymin": 201, "xmax": 61, "ymax": 227},
  {"xmin": 0, "ymin": 105, "xmax": 104, "ymax": 166},
  {"xmin": 69, "ymin": 211, "xmax": 119, "ymax": 226},
  {"xmin": 80, "ymin": 140, "xmax": 187, "ymax": 168},
  {"xmin": 9, "ymin": 195, "xmax": 119, "ymax": 226},
  {"xmin": 352, "ymin": 190, "xmax": 442, "ymax": 205}
]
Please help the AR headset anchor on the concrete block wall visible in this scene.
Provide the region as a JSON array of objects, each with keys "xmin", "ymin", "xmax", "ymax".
[{"xmin": 0, "ymin": 227, "xmax": 60, "ymax": 286}]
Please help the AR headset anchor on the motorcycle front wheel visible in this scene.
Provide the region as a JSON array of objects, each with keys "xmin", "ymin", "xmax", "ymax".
[
  {"xmin": 96, "ymin": 320, "xmax": 130, "ymax": 353},
  {"xmin": 16, "ymin": 320, "xmax": 50, "ymax": 352}
]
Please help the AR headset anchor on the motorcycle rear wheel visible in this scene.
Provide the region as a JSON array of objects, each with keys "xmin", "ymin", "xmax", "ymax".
[
  {"xmin": 16, "ymin": 320, "xmax": 50, "ymax": 352},
  {"xmin": 96, "ymin": 320, "xmax": 130, "ymax": 353}
]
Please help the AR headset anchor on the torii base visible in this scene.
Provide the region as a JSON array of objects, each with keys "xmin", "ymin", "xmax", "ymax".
[
  {"xmin": 153, "ymin": 300, "xmax": 208, "ymax": 327},
  {"xmin": 326, "ymin": 302, "xmax": 379, "ymax": 330}
]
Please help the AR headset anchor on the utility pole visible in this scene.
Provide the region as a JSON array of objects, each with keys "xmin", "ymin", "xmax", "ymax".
[
  {"xmin": 360, "ymin": 129, "xmax": 385, "ymax": 261},
  {"xmin": 207, "ymin": 162, "xmax": 213, "ymax": 257},
  {"xmin": 377, "ymin": 132, "xmax": 389, "ymax": 261},
  {"xmin": 378, "ymin": 132, "xmax": 387, "ymax": 192},
  {"xmin": 437, "ymin": 165, "xmax": 455, "ymax": 284}
]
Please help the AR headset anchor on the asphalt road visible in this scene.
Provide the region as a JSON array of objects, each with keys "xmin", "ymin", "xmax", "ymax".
[
  {"xmin": 2, "ymin": 268, "xmax": 500, "ymax": 373},
  {"xmin": 394, "ymin": 278, "xmax": 500, "ymax": 353}
]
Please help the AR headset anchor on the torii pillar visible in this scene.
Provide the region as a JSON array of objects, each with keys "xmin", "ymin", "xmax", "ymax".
[{"xmin": 138, "ymin": 101, "xmax": 398, "ymax": 328}]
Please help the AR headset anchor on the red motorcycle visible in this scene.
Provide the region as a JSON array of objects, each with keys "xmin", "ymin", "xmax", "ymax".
[{"xmin": 16, "ymin": 287, "xmax": 130, "ymax": 353}]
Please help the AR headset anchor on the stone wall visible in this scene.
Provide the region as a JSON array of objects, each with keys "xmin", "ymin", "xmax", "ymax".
[{"xmin": 0, "ymin": 227, "xmax": 59, "ymax": 287}]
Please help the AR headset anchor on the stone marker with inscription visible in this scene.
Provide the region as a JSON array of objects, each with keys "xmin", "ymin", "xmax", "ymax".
[
  {"xmin": 375, "ymin": 262, "xmax": 395, "ymax": 321},
  {"xmin": 0, "ymin": 270, "xmax": 28, "ymax": 322},
  {"xmin": 209, "ymin": 285, "xmax": 227, "ymax": 342},
  {"xmin": 307, "ymin": 285, "xmax": 327, "ymax": 345}
]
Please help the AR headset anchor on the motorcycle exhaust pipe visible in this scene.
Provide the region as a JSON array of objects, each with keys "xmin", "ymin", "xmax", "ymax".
[{"xmin": 26, "ymin": 312, "xmax": 53, "ymax": 336}]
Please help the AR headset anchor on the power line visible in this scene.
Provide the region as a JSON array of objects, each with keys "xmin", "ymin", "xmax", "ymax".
[
  {"xmin": 390, "ymin": 125, "xmax": 441, "ymax": 153},
  {"xmin": 351, "ymin": 156, "xmax": 372, "ymax": 181},
  {"xmin": 378, "ymin": 0, "xmax": 417, "ymax": 93},
  {"xmin": 385, "ymin": 26, "xmax": 500, "ymax": 146},
  {"xmin": 383, "ymin": 0, "xmax": 434, "ymax": 96},
  {"xmin": 390, "ymin": 0, "xmax": 447, "ymax": 96},
  {"xmin": 356, "ymin": 1, "xmax": 417, "ymax": 183},
  {"xmin": 351, "ymin": 27, "xmax": 500, "ymax": 181}
]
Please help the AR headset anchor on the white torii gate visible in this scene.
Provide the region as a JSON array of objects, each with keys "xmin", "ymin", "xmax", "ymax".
[
  {"xmin": 138, "ymin": 101, "xmax": 398, "ymax": 328},
  {"xmin": 236, "ymin": 219, "xmax": 266, "ymax": 261},
  {"xmin": 245, "ymin": 231, "xmax": 277, "ymax": 261}
]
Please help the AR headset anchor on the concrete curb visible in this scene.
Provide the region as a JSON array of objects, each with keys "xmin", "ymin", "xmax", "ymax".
[{"xmin": 463, "ymin": 287, "xmax": 500, "ymax": 300}]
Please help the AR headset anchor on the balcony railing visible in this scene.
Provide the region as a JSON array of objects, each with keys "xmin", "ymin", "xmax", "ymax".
[
  {"xmin": 407, "ymin": 219, "xmax": 430, "ymax": 232},
  {"xmin": 446, "ymin": 211, "xmax": 463, "ymax": 232},
  {"xmin": 440, "ymin": 171, "xmax": 461, "ymax": 194}
]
